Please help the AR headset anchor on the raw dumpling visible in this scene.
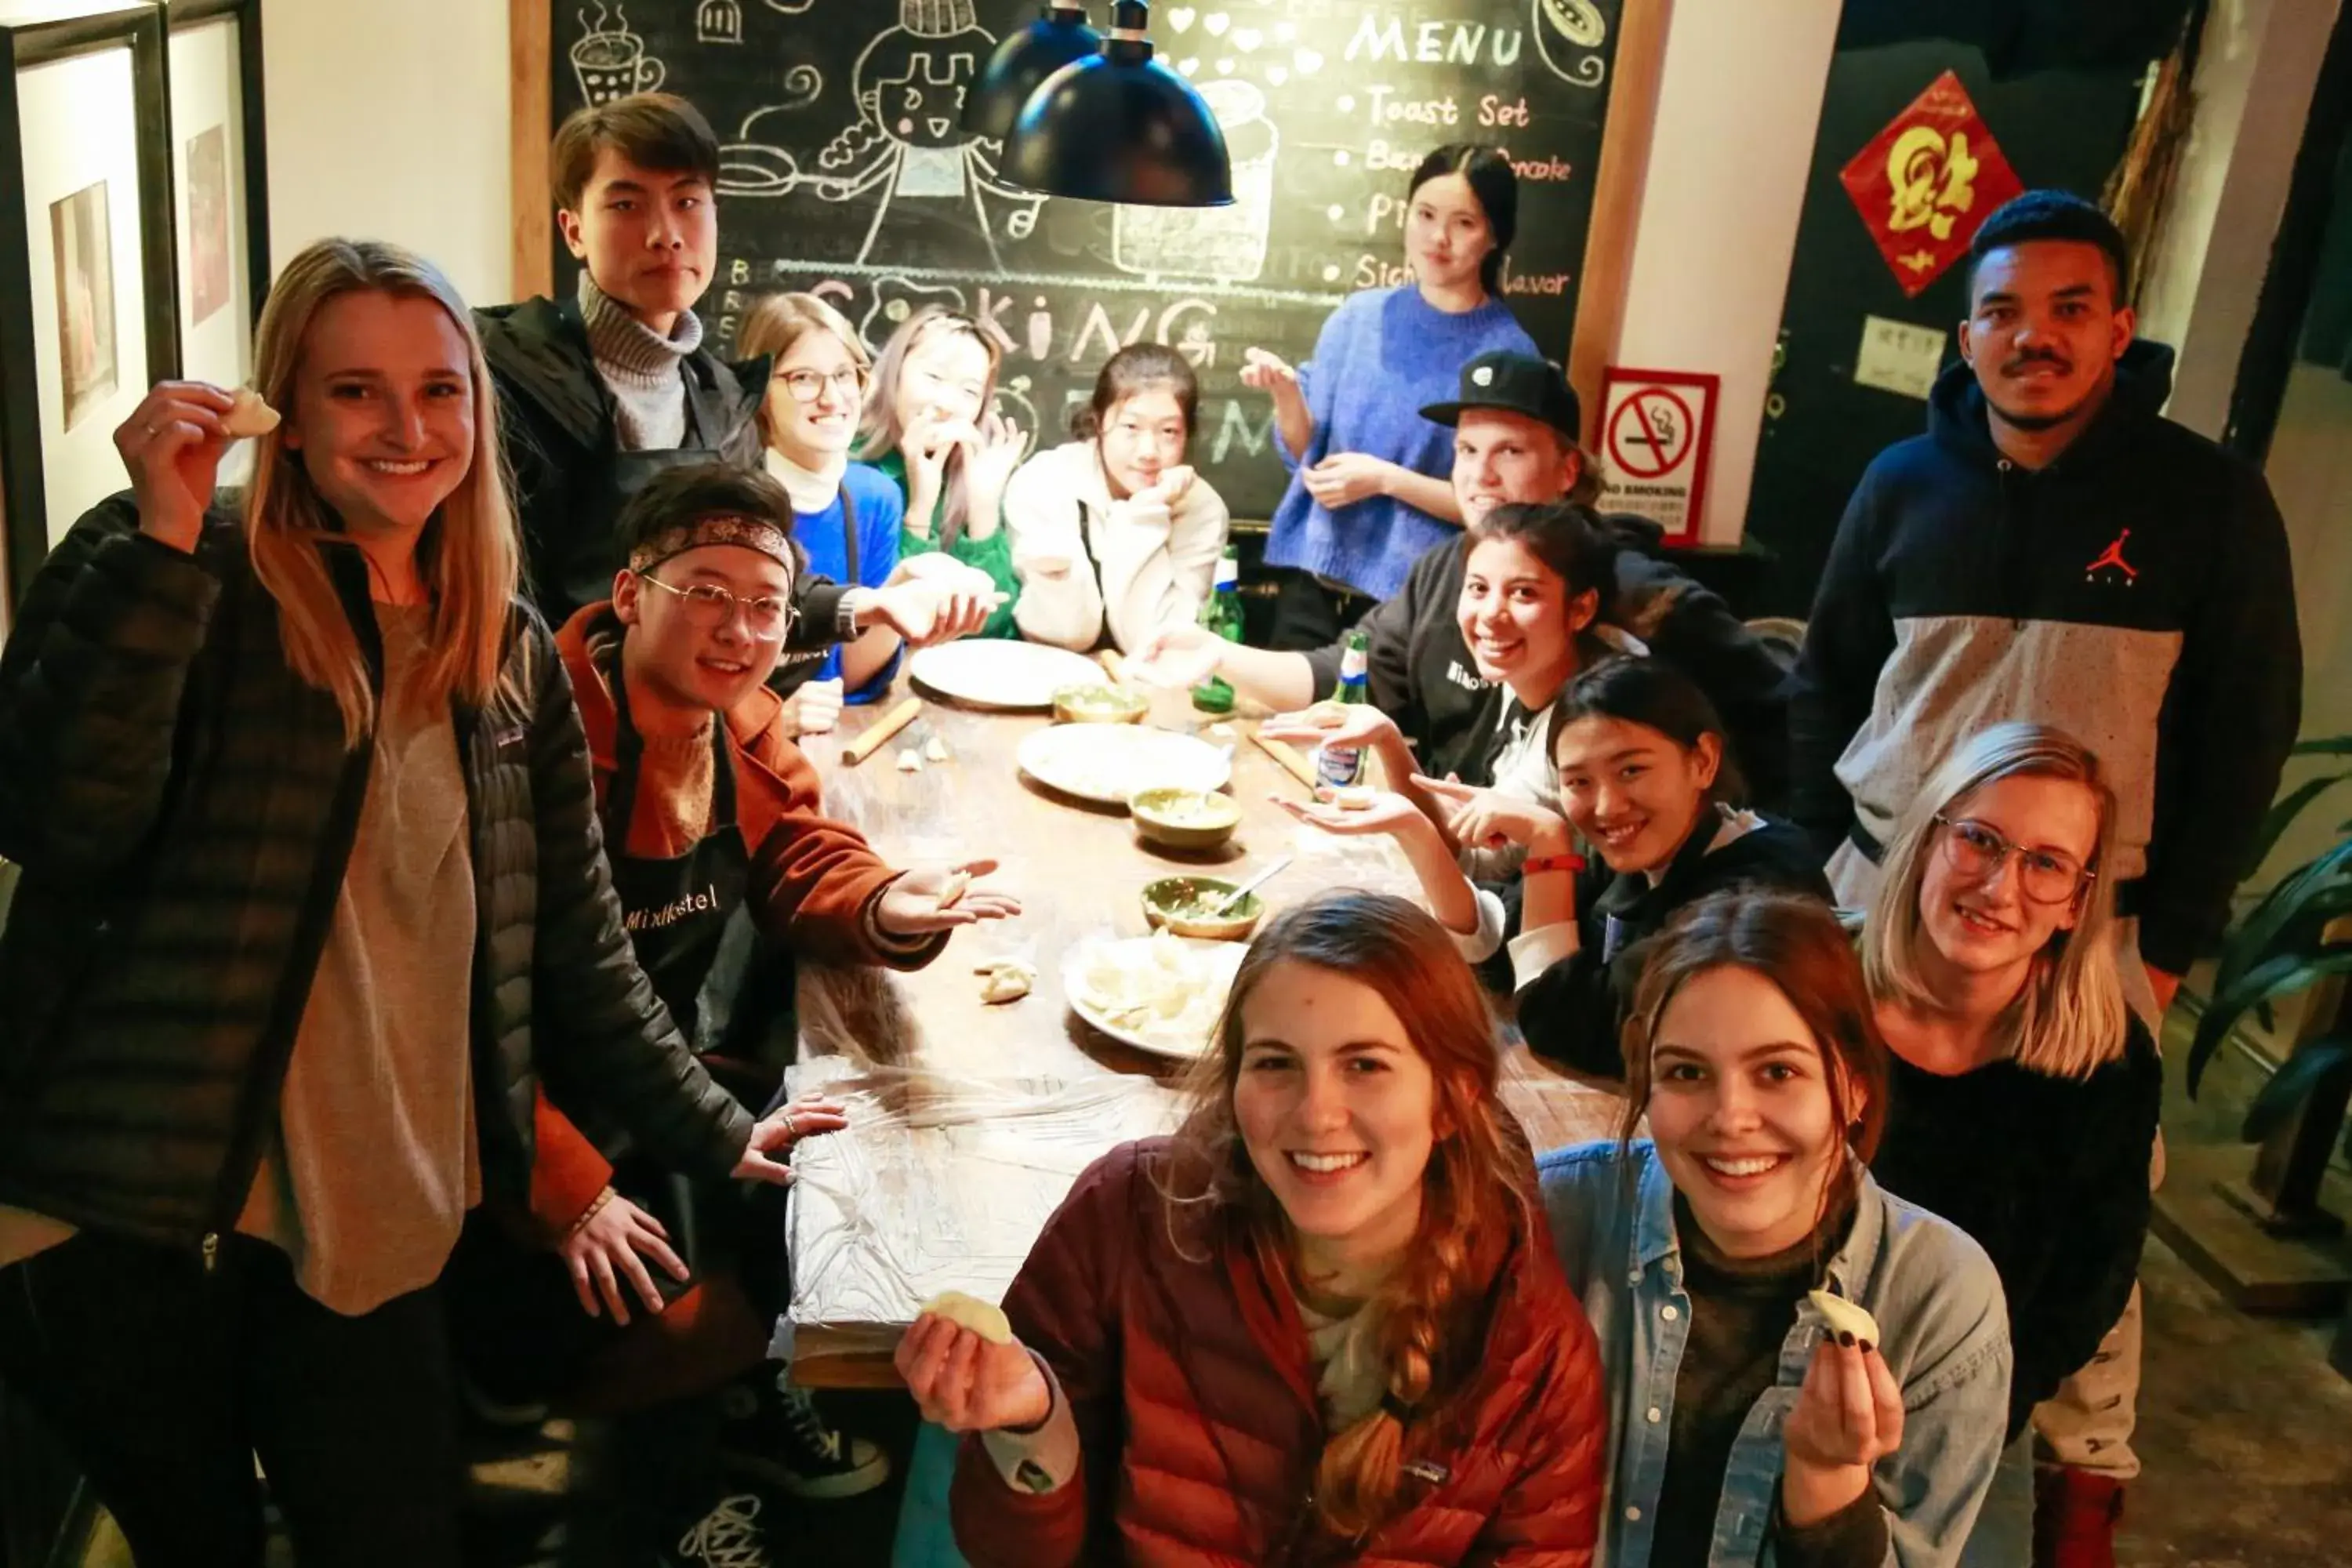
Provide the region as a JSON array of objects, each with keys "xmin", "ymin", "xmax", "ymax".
[
  {"xmin": 922, "ymin": 1289, "xmax": 1014, "ymax": 1345},
  {"xmin": 979, "ymin": 966, "xmax": 1032, "ymax": 1004},
  {"xmin": 220, "ymin": 387, "xmax": 281, "ymax": 439},
  {"xmin": 1809, "ymin": 1289, "xmax": 1880, "ymax": 1345},
  {"xmin": 974, "ymin": 957, "xmax": 1035, "ymax": 1004},
  {"xmin": 936, "ymin": 869, "xmax": 971, "ymax": 911}
]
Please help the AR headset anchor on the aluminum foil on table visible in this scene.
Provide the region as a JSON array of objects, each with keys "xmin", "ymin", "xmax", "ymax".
[{"xmin": 778, "ymin": 1054, "xmax": 1184, "ymax": 1370}]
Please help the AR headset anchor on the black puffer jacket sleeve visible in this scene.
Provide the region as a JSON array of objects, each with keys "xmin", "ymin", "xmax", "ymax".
[
  {"xmin": 0, "ymin": 495, "xmax": 223, "ymax": 879},
  {"xmin": 520, "ymin": 622, "xmax": 755, "ymax": 1179}
]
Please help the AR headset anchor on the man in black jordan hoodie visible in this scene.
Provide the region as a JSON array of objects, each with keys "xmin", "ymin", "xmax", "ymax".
[{"xmin": 1788, "ymin": 191, "xmax": 2301, "ymax": 1566}]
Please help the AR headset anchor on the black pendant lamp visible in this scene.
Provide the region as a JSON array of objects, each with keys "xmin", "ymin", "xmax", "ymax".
[
  {"xmin": 964, "ymin": 4, "xmax": 1103, "ymax": 141},
  {"xmin": 1000, "ymin": 0, "xmax": 1233, "ymax": 208}
]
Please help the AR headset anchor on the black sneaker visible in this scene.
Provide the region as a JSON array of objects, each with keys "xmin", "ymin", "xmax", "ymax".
[
  {"xmin": 662, "ymin": 1490, "xmax": 777, "ymax": 1568},
  {"xmin": 715, "ymin": 1374, "xmax": 891, "ymax": 1501},
  {"xmin": 456, "ymin": 1368, "xmax": 551, "ymax": 1431}
]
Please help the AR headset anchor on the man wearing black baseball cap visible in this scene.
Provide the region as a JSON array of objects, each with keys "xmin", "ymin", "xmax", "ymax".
[{"xmin": 1139, "ymin": 350, "xmax": 1789, "ymax": 803}]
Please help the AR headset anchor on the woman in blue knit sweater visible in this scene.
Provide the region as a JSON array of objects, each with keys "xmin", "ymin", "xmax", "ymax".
[
  {"xmin": 1245, "ymin": 143, "xmax": 1540, "ymax": 650},
  {"xmin": 737, "ymin": 290, "xmax": 908, "ymax": 733}
]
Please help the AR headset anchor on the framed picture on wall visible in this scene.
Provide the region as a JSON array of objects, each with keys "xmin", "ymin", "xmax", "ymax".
[
  {"xmin": 166, "ymin": 0, "xmax": 269, "ymax": 393},
  {"xmin": 0, "ymin": 4, "xmax": 180, "ymax": 619}
]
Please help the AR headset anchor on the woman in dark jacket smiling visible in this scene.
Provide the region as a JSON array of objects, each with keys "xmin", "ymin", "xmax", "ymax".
[
  {"xmin": 1505, "ymin": 659, "xmax": 1831, "ymax": 1080},
  {"xmin": 0, "ymin": 238, "xmax": 822, "ymax": 1566}
]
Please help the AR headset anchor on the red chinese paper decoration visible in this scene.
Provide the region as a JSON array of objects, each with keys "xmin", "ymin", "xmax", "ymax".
[{"xmin": 1841, "ymin": 71, "xmax": 2025, "ymax": 298}]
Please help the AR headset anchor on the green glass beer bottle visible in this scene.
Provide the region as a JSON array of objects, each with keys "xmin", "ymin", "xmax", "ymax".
[
  {"xmin": 1189, "ymin": 548, "xmax": 1245, "ymax": 714},
  {"xmin": 1314, "ymin": 629, "xmax": 1371, "ymax": 789}
]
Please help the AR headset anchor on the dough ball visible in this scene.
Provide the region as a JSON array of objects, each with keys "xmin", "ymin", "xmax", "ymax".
[{"xmin": 896, "ymin": 749, "xmax": 924, "ymax": 772}]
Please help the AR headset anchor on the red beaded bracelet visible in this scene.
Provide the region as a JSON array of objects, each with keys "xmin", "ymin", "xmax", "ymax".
[{"xmin": 1522, "ymin": 851, "xmax": 1586, "ymax": 877}]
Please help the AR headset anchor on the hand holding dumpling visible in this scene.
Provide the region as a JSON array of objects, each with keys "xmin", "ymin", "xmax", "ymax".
[
  {"xmin": 1779, "ymin": 1318, "xmax": 1903, "ymax": 1528},
  {"xmin": 897, "ymin": 1301, "xmax": 1052, "ymax": 1433}
]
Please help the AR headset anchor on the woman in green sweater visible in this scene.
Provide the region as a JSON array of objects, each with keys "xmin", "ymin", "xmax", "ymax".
[{"xmin": 858, "ymin": 305, "xmax": 1025, "ymax": 637}]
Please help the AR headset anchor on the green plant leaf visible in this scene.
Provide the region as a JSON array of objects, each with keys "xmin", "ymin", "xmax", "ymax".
[
  {"xmin": 2291, "ymin": 736, "xmax": 2352, "ymax": 757},
  {"xmin": 2240, "ymin": 1037, "xmax": 2352, "ymax": 1142},
  {"xmin": 2241, "ymin": 774, "xmax": 2352, "ymax": 880},
  {"xmin": 2213, "ymin": 839, "xmax": 2352, "ymax": 1001},
  {"xmin": 2218, "ymin": 883, "xmax": 2352, "ymax": 1000},
  {"xmin": 2187, "ymin": 947, "xmax": 2352, "ymax": 1098}
]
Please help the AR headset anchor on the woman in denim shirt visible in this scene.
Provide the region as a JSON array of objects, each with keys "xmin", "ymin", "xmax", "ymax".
[{"xmin": 1540, "ymin": 891, "xmax": 2011, "ymax": 1567}]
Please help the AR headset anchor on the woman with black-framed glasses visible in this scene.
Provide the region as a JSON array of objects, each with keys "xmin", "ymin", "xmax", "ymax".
[
  {"xmin": 1858, "ymin": 722, "xmax": 2161, "ymax": 1567},
  {"xmin": 739, "ymin": 290, "xmax": 958, "ymax": 735}
]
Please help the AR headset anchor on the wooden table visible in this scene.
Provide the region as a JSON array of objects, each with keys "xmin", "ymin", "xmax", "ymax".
[{"xmin": 781, "ymin": 673, "xmax": 1620, "ymax": 1386}]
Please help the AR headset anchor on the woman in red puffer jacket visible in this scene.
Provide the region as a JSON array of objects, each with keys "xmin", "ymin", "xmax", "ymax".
[{"xmin": 897, "ymin": 891, "xmax": 1609, "ymax": 1566}]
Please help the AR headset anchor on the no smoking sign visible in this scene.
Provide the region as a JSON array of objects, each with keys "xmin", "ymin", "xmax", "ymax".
[{"xmin": 1596, "ymin": 368, "xmax": 1719, "ymax": 545}]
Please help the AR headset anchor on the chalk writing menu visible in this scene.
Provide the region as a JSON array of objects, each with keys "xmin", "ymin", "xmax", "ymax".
[{"xmin": 554, "ymin": 0, "xmax": 1621, "ymax": 517}]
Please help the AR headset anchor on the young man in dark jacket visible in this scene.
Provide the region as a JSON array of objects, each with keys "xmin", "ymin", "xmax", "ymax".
[
  {"xmin": 1788, "ymin": 190, "xmax": 2303, "ymax": 1567},
  {"xmin": 480, "ymin": 93, "xmax": 987, "ymax": 669},
  {"xmin": 1136, "ymin": 351, "xmax": 1792, "ymax": 800}
]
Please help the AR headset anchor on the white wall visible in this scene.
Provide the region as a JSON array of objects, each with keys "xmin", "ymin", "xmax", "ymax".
[
  {"xmin": 1610, "ymin": 0, "xmax": 1844, "ymax": 546},
  {"xmin": 262, "ymin": 0, "xmax": 514, "ymax": 307},
  {"xmin": 2135, "ymin": 0, "xmax": 2343, "ymax": 439}
]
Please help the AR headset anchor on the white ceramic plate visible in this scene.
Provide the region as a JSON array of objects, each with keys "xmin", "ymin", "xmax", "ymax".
[
  {"xmin": 1017, "ymin": 724, "xmax": 1232, "ymax": 806},
  {"xmin": 907, "ymin": 641, "xmax": 1109, "ymax": 710},
  {"xmin": 1062, "ymin": 935, "xmax": 1247, "ymax": 1058}
]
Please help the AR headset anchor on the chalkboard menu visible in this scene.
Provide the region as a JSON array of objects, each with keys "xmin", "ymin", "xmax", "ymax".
[{"xmin": 550, "ymin": 0, "xmax": 1621, "ymax": 517}]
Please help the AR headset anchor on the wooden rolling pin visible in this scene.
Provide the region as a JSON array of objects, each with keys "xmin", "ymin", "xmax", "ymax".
[
  {"xmin": 841, "ymin": 697, "xmax": 923, "ymax": 767},
  {"xmin": 1250, "ymin": 728, "xmax": 1319, "ymax": 790}
]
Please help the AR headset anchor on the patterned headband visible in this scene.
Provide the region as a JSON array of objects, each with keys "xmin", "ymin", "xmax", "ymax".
[{"xmin": 628, "ymin": 514, "xmax": 795, "ymax": 575}]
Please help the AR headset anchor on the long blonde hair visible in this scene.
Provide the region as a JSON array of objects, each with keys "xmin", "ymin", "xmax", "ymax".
[
  {"xmin": 245, "ymin": 238, "xmax": 519, "ymax": 749},
  {"xmin": 1162, "ymin": 892, "xmax": 1537, "ymax": 1542},
  {"xmin": 855, "ymin": 305, "xmax": 1001, "ymax": 546},
  {"xmin": 737, "ymin": 290, "xmax": 869, "ymax": 453},
  {"xmin": 1862, "ymin": 723, "xmax": 2129, "ymax": 1079}
]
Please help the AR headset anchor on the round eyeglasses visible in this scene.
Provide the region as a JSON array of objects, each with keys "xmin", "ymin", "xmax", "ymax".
[
  {"xmin": 1933, "ymin": 815, "xmax": 2093, "ymax": 906},
  {"xmin": 635, "ymin": 571, "xmax": 793, "ymax": 643}
]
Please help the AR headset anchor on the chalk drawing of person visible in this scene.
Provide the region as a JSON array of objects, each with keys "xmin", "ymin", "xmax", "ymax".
[{"xmin": 718, "ymin": 0, "xmax": 1045, "ymax": 267}]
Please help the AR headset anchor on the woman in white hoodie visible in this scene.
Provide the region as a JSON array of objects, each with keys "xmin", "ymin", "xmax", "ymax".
[{"xmin": 1004, "ymin": 344, "xmax": 1232, "ymax": 653}]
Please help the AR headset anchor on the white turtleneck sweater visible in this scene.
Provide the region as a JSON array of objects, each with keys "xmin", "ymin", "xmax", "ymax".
[{"xmin": 763, "ymin": 444, "xmax": 849, "ymax": 514}]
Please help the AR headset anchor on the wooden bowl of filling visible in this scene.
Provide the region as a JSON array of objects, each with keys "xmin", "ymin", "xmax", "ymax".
[
  {"xmin": 1129, "ymin": 787, "xmax": 1242, "ymax": 851},
  {"xmin": 1140, "ymin": 874, "xmax": 1264, "ymax": 941},
  {"xmin": 1051, "ymin": 683, "xmax": 1149, "ymax": 724}
]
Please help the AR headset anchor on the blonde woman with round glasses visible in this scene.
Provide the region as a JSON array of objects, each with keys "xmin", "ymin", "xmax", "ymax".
[{"xmin": 1860, "ymin": 723, "xmax": 2160, "ymax": 1567}]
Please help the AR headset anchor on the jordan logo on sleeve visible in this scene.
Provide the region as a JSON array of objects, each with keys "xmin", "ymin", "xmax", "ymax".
[{"xmin": 2085, "ymin": 528, "xmax": 2138, "ymax": 585}]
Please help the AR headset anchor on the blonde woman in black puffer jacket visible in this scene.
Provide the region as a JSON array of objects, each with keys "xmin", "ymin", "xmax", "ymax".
[{"xmin": 0, "ymin": 238, "xmax": 823, "ymax": 1567}]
